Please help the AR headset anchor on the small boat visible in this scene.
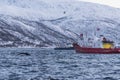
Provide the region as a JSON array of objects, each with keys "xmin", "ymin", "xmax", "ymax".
[
  {"xmin": 54, "ymin": 47, "xmax": 74, "ymax": 50},
  {"xmin": 73, "ymin": 43, "xmax": 120, "ymax": 54}
]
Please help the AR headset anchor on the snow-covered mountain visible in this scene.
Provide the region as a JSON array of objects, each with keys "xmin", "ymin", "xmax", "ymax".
[{"xmin": 0, "ymin": 0, "xmax": 120, "ymax": 47}]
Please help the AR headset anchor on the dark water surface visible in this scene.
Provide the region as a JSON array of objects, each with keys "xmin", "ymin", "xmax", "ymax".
[{"xmin": 0, "ymin": 48, "xmax": 120, "ymax": 80}]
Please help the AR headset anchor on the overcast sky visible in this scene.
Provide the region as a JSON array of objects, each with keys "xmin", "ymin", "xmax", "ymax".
[{"xmin": 77, "ymin": 0, "xmax": 120, "ymax": 8}]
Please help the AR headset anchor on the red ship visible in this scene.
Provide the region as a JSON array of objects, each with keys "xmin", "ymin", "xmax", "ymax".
[{"xmin": 73, "ymin": 43, "xmax": 120, "ymax": 54}]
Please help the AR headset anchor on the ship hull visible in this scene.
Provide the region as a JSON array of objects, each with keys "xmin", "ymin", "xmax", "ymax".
[{"xmin": 73, "ymin": 43, "xmax": 120, "ymax": 54}]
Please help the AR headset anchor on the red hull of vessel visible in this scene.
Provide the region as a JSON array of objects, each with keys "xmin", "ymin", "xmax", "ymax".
[{"xmin": 73, "ymin": 43, "xmax": 120, "ymax": 54}]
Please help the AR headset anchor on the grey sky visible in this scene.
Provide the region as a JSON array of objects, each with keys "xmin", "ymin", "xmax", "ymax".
[{"xmin": 77, "ymin": 0, "xmax": 120, "ymax": 8}]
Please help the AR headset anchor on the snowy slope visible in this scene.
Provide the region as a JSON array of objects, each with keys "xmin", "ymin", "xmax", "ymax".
[{"xmin": 0, "ymin": 0, "xmax": 120, "ymax": 47}]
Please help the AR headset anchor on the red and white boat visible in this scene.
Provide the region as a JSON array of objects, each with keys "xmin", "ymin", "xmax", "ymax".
[{"xmin": 73, "ymin": 43, "xmax": 120, "ymax": 54}]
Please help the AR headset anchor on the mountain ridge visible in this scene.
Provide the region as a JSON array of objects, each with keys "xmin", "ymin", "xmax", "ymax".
[{"xmin": 0, "ymin": 0, "xmax": 120, "ymax": 47}]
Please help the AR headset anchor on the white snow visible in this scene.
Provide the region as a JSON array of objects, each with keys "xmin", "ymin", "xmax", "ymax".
[
  {"xmin": 0, "ymin": 0, "xmax": 120, "ymax": 20},
  {"xmin": 0, "ymin": 0, "xmax": 120, "ymax": 47}
]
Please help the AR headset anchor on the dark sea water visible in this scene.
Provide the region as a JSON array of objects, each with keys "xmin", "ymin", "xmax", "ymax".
[{"xmin": 0, "ymin": 48, "xmax": 120, "ymax": 80}]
